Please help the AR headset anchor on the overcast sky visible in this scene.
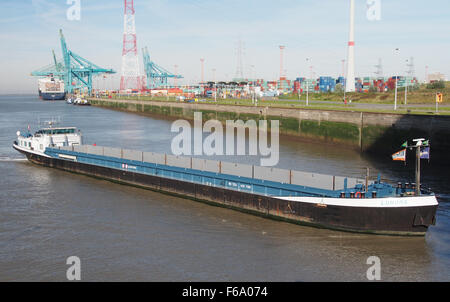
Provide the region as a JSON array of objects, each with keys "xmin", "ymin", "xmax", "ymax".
[{"xmin": 0, "ymin": 0, "xmax": 449, "ymax": 93}]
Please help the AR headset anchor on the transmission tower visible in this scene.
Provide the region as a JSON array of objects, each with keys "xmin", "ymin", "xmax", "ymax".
[
  {"xmin": 234, "ymin": 38, "xmax": 244, "ymax": 80},
  {"xmin": 120, "ymin": 0, "xmax": 142, "ymax": 91},
  {"xmin": 406, "ymin": 57, "xmax": 415, "ymax": 78},
  {"xmin": 200, "ymin": 58, "xmax": 205, "ymax": 84},
  {"xmin": 374, "ymin": 58, "xmax": 383, "ymax": 78}
]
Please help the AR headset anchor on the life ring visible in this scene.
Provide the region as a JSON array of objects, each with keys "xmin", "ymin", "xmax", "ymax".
[{"xmin": 355, "ymin": 191, "xmax": 362, "ymax": 199}]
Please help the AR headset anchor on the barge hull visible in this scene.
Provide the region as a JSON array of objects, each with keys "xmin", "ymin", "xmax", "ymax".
[{"xmin": 16, "ymin": 146, "xmax": 437, "ymax": 236}]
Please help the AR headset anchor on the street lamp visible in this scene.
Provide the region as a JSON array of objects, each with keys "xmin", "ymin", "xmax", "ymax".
[
  {"xmin": 394, "ymin": 48, "xmax": 400, "ymax": 110},
  {"xmin": 404, "ymin": 59, "xmax": 409, "ymax": 105},
  {"xmin": 306, "ymin": 58, "xmax": 311, "ymax": 106},
  {"xmin": 342, "ymin": 59, "xmax": 347, "ymax": 103},
  {"xmin": 212, "ymin": 68, "xmax": 217, "ymax": 102}
]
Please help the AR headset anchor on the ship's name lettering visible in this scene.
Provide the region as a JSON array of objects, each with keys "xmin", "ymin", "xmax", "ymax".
[{"xmin": 381, "ymin": 200, "xmax": 408, "ymax": 206}]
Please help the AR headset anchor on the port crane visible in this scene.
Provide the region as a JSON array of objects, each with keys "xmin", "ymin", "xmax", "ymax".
[
  {"xmin": 142, "ymin": 46, "xmax": 182, "ymax": 89},
  {"xmin": 31, "ymin": 29, "xmax": 115, "ymax": 95}
]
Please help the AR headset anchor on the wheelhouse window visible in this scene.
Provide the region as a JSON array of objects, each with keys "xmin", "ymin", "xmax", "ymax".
[{"xmin": 36, "ymin": 128, "xmax": 76, "ymax": 135}]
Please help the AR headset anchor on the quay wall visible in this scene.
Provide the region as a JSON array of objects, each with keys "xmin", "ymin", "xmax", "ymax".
[{"xmin": 88, "ymin": 98, "xmax": 450, "ymax": 164}]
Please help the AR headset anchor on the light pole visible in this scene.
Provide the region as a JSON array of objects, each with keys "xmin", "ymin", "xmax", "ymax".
[
  {"xmin": 342, "ymin": 59, "xmax": 347, "ymax": 103},
  {"xmin": 212, "ymin": 68, "xmax": 217, "ymax": 102},
  {"xmin": 404, "ymin": 59, "xmax": 408, "ymax": 105},
  {"xmin": 200, "ymin": 58, "xmax": 205, "ymax": 96},
  {"xmin": 394, "ymin": 48, "xmax": 400, "ymax": 110},
  {"xmin": 306, "ymin": 58, "xmax": 311, "ymax": 106}
]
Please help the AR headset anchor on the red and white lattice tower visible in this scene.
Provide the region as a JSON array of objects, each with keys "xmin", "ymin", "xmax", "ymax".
[{"xmin": 120, "ymin": 0, "xmax": 142, "ymax": 91}]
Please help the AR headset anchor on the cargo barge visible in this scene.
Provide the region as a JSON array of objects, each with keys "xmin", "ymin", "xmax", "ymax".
[{"xmin": 13, "ymin": 125, "xmax": 438, "ymax": 236}]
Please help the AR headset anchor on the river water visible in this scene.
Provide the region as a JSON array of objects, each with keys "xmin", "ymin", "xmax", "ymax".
[{"xmin": 0, "ymin": 95, "xmax": 448, "ymax": 281}]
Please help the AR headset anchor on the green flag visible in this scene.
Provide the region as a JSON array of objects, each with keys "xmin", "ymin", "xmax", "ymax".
[
  {"xmin": 422, "ymin": 140, "xmax": 429, "ymax": 146},
  {"xmin": 401, "ymin": 141, "xmax": 407, "ymax": 148}
]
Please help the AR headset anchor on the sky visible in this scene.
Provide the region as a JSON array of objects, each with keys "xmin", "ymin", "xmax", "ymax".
[{"xmin": 0, "ymin": 0, "xmax": 449, "ymax": 93}]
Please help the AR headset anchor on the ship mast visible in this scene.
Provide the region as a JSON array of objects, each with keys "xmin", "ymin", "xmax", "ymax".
[{"xmin": 412, "ymin": 138, "xmax": 425, "ymax": 196}]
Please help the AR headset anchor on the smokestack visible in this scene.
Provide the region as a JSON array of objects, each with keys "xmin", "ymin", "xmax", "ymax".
[
  {"xmin": 345, "ymin": 0, "xmax": 356, "ymax": 92},
  {"xmin": 279, "ymin": 45, "xmax": 285, "ymax": 80}
]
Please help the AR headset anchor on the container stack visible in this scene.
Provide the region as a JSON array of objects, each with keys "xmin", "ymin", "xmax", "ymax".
[
  {"xmin": 362, "ymin": 77, "xmax": 372, "ymax": 92},
  {"xmin": 337, "ymin": 77, "xmax": 346, "ymax": 87},
  {"xmin": 257, "ymin": 79, "xmax": 269, "ymax": 91},
  {"xmin": 293, "ymin": 80, "xmax": 301, "ymax": 93},
  {"xmin": 355, "ymin": 78, "xmax": 363, "ymax": 92},
  {"xmin": 319, "ymin": 76, "xmax": 336, "ymax": 92},
  {"xmin": 396, "ymin": 76, "xmax": 418, "ymax": 88},
  {"xmin": 299, "ymin": 78, "xmax": 317, "ymax": 92},
  {"xmin": 374, "ymin": 78, "xmax": 386, "ymax": 92},
  {"xmin": 267, "ymin": 81, "xmax": 278, "ymax": 91},
  {"xmin": 277, "ymin": 79, "xmax": 292, "ymax": 93},
  {"xmin": 192, "ymin": 74, "xmax": 420, "ymax": 98}
]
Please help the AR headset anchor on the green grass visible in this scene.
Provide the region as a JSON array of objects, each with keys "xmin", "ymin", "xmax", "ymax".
[
  {"xmin": 89, "ymin": 82, "xmax": 450, "ymax": 116},
  {"xmin": 91, "ymin": 96, "xmax": 450, "ymax": 116}
]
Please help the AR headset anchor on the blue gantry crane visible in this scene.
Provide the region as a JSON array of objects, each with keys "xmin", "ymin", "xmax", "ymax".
[
  {"xmin": 142, "ymin": 46, "xmax": 182, "ymax": 89},
  {"xmin": 31, "ymin": 29, "xmax": 115, "ymax": 95}
]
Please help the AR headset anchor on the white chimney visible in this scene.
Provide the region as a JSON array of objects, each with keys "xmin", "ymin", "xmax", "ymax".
[{"xmin": 345, "ymin": 0, "xmax": 356, "ymax": 92}]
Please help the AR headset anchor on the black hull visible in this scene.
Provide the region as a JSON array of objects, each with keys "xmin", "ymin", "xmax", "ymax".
[{"xmin": 15, "ymin": 146, "xmax": 437, "ymax": 236}]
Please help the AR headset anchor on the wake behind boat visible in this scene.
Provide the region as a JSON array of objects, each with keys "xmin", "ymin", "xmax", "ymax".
[{"xmin": 12, "ymin": 124, "xmax": 438, "ymax": 236}]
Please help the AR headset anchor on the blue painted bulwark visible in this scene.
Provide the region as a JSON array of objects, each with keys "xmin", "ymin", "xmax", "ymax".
[{"xmin": 45, "ymin": 147, "xmax": 397, "ymax": 199}]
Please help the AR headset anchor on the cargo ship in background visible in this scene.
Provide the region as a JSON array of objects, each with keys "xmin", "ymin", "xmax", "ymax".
[
  {"xmin": 38, "ymin": 77, "xmax": 66, "ymax": 101},
  {"xmin": 12, "ymin": 124, "xmax": 438, "ymax": 236}
]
